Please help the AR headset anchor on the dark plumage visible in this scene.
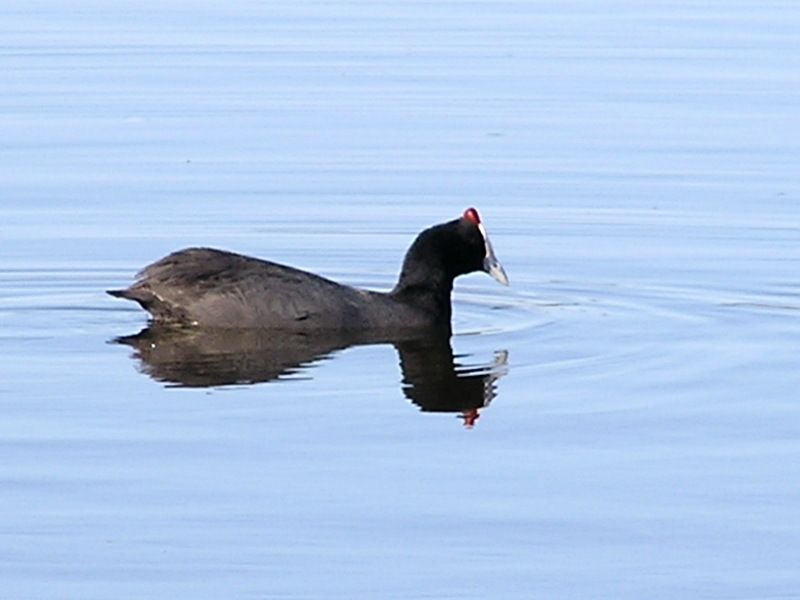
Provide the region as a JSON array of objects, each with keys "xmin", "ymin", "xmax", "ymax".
[{"xmin": 108, "ymin": 207, "xmax": 508, "ymax": 332}]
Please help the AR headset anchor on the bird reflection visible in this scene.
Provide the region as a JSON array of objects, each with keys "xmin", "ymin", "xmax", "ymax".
[{"xmin": 112, "ymin": 326, "xmax": 508, "ymax": 426}]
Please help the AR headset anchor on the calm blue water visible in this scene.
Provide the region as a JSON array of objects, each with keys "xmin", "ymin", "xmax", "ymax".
[{"xmin": 2, "ymin": 2, "xmax": 799, "ymax": 599}]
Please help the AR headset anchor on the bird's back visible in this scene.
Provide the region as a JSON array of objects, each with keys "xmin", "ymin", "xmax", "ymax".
[{"xmin": 109, "ymin": 248, "xmax": 372, "ymax": 328}]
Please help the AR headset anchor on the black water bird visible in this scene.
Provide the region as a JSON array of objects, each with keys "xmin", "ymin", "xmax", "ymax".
[{"xmin": 108, "ymin": 208, "xmax": 508, "ymax": 333}]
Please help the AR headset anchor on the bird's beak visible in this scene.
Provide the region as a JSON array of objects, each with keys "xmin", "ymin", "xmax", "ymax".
[{"xmin": 478, "ymin": 223, "xmax": 509, "ymax": 286}]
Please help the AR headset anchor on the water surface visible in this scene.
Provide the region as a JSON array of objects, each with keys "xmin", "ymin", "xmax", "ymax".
[{"xmin": 1, "ymin": 2, "xmax": 799, "ymax": 599}]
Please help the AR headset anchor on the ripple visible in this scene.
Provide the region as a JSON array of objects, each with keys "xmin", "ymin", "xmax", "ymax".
[
  {"xmin": 453, "ymin": 287, "xmax": 551, "ymax": 337},
  {"xmin": 3, "ymin": 265, "xmax": 795, "ymax": 350},
  {"xmin": 452, "ymin": 276, "xmax": 800, "ymax": 389},
  {"xmin": 0, "ymin": 268, "xmax": 127, "ymax": 339}
]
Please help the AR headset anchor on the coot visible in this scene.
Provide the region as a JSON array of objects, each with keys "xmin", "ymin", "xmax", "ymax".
[{"xmin": 108, "ymin": 207, "xmax": 508, "ymax": 331}]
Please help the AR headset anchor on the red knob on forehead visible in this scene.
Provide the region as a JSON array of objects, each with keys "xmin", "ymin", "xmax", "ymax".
[{"xmin": 463, "ymin": 207, "xmax": 481, "ymax": 225}]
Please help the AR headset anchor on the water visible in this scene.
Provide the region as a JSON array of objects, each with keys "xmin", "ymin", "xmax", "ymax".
[{"xmin": 2, "ymin": 2, "xmax": 799, "ymax": 598}]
